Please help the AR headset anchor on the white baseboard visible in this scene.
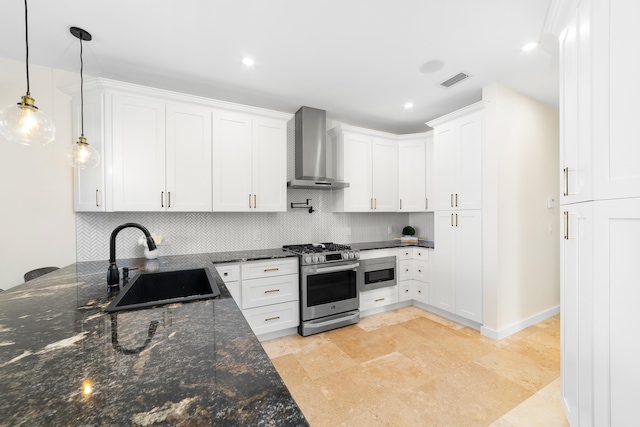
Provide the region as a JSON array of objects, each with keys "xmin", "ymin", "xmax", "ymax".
[{"xmin": 480, "ymin": 305, "xmax": 560, "ymax": 340}]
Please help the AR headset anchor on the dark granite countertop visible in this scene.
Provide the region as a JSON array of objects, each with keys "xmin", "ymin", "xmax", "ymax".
[
  {"xmin": 0, "ymin": 254, "xmax": 308, "ymax": 426},
  {"xmin": 208, "ymin": 248, "xmax": 297, "ymax": 264},
  {"xmin": 350, "ymin": 240, "xmax": 435, "ymax": 251}
]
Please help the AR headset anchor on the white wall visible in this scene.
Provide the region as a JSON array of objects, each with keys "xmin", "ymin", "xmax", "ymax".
[
  {"xmin": 482, "ymin": 83, "xmax": 560, "ymax": 336},
  {"xmin": 0, "ymin": 57, "xmax": 77, "ymax": 290}
]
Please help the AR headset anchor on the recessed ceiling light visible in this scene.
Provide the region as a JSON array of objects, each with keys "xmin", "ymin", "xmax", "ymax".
[
  {"xmin": 521, "ymin": 42, "xmax": 538, "ymax": 52},
  {"xmin": 242, "ymin": 57, "xmax": 255, "ymax": 66},
  {"xmin": 404, "ymin": 103, "xmax": 414, "ymax": 109}
]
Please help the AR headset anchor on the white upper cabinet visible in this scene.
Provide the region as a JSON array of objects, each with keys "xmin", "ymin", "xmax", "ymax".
[
  {"xmin": 111, "ymin": 94, "xmax": 167, "ymax": 211},
  {"xmin": 166, "ymin": 103, "xmax": 213, "ymax": 211},
  {"xmin": 72, "ymin": 90, "xmax": 106, "ymax": 211},
  {"xmin": 212, "ymin": 111, "xmax": 287, "ymax": 212},
  {"xmin": 398, "ymin": 132, "xmax": 433, "ymax": 212},
  {"xmin": 63, "ymin": 78, "xmax": 290, "ymax": 212},
  {"xmin": 559, "ymin": 0, "xmax": 640, "ymax": 204},
  {"xmin": 331, "ymin": 125, "xmax": 398, "ymax": 212},
  {"xmin": 428, "ymin": 103, "xmax": 483, "ymax": 211}
]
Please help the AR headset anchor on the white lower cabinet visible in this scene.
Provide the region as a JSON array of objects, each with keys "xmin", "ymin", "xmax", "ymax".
[
  {"xmin": 360, "ymin": 286, "xmax": 398, "ymax": 311},
  {"xmin": 397, "ymin": 248, "xmax": 431, "ymax": 304},
  {"xmin": 242, "ymin": 301, "xmax": 299, "ymax": 336},
  {"xmin": 432, "ymin": 210, "xmax": 482, "ymax": 322},
  {"xmin": 238, "ymin": 258, "xmax": 299, "ymax": 338},
  {"xmin": 213, "ymin": 263, "xmax": 240, "ymax": 302}
]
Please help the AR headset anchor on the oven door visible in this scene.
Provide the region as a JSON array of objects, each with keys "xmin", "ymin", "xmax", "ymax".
[{"xmin": 300, "ymin": 261, "xmax": 359, "ymax": 322}]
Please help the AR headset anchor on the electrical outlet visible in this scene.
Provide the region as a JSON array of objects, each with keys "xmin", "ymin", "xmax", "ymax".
[
  {"xmin": 254, "ymin": 230, "xmax": 262, "ymax": 241},
  {"xmin": 548, "ymin": 224, "xmax": 553, "ymax": 234}
]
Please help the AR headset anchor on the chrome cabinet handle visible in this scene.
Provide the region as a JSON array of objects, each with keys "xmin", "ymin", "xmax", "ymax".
[
  {"xmin": 563, "ymin": 167, "xmax": 569, "ymax": 196},
  {"xmin": 374, "ymin": 298, "xmax": 385, "ymax": 302},
  {"xmin": 168, "ymin": 192, "xmax": 171, "ymax": 208},
  {"xmin": 455, "ymin": 213, "xmax": 458, "ymax": 227},
  {"xmin": 563, "ymin": 211, "xmax": 576, "ymax": 240},
  {"xmin": 451, "ymin": 194, "xmax": 454, "ymax": 207},
  {"xmin": 400, "ymin": 199, "xmax": 402, "ymax": 210},
  {"xmin": 451, "ymin": 213, "xmax": 454, "ymax": 227},
  {"xmin": 249, "ymin": 194, "xmax": 252, "ymax": 208},
  {"xmin": 264, "ymin": 268, "xmax": 279, "ymax": 272},
  {"xmin": 455, "ymin": 193, "xmax": 458, "ymax": 207},
  {"xmin": 425, "ymin": 198, "xmax": 428, "ymax": 210},
  {"xmin": 254, "ymin": 194, "xmax": 257, "ymax": 209},
  {"xmin": 161, "ymin": 191, "xmax": 164, "ymax": 208},
  {"xmin": 96, "ymin": 189, "xmax": 100, "ymax": 207},
  {"xmin": 264, "ymin": 289, "xmax": 280, "ymax": 294},
  {"xmin": 265, "ymin": 316, "xmax": 280, "ymax": 322}
]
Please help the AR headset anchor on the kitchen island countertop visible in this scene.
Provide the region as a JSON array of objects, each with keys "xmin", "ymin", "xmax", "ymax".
[{"xmin": 0, "ymin": 254, "xmax": 308, "ymax": 426}]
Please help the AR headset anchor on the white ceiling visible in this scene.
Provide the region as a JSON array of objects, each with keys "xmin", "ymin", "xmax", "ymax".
[{"xmin": 0, "ymin": 0, "xmax": 557, "ymax": 134}]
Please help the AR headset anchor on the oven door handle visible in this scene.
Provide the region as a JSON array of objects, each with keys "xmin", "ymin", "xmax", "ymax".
[{"xmin": 304, "ymin": 262, "xmax": 359, "ymax": 274}]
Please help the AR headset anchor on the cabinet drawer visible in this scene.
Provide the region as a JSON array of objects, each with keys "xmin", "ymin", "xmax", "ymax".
[
  {"xmin": 241, "ymin": 258, "xmax": 298, "ymax": 280},
  {"xmin": 413, "ymin": 248, "xmax": 430, "ymax": 261},
  {"xmin": 398, "ymin": 249, "xmax": 413, "ymax": 260},
  {"xmin": 399, "ymin": 282, "xmax": 412, "ymax": 302},
  {"xmin": 360, "ymin": 286, "xmax": 398, "ymax": 310},
  {"xmin": 414, "ymin": 260, "xmax": 429, "ymax": 282},
  {"xmin": 398, "ymin": 260, "xmax": 413, "ymax": 281},
  {"xmin": 242, "ymin": 274, "xmax": 298, "ymax": 309},
  {"xmin": 413, "ymin": 282, "xmax": 429, "ymax": 303},
  {"xmin": 214, "ymin": 263, "xmax": 240, "ymax": 283},
  {"xmin": 242, "ymin": 301, "xmax": 299, "ymax": 335}
]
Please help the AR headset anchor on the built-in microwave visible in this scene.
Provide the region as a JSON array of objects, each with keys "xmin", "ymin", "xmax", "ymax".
[{"xmin": 357, "ymin": 256, "xmax": 396, "ymax": 291}]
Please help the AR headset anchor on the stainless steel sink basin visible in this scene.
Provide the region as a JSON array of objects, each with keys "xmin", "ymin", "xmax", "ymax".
[{"xmin": 105, "ymin": 268, "xmax": 221, "ymax": 313}]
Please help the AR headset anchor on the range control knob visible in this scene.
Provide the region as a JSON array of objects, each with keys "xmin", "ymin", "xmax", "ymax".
[
  {"xmin": 312, "ymin": 256, "xmax": 319, "ymax": 263},
  {"xmin": 354, "ymin": 252, "xmax": 360, "ymax": 259},
  {"xmin": 305, "ymin": 256, "xmax": 312, "ymax": 264},
  {"xmin": 319, "ymin": 255, "xmax": 325, "ymax": 263},
  {"xmin": 348, "ymin": 252, "xmax": 354, "ymax": 259}
]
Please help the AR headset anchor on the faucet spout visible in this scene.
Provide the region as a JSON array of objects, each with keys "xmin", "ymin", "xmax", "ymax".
[{"xmin": 107, "ymin": 223, "xmax": 157, "ymax": 293}]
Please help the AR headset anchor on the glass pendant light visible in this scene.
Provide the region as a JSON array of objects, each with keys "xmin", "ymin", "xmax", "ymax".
[
  {"xmin": 66, "ymin": 26, "xmax": 100, "ymax": 169},
  {"xmin": 0, "ymin": 0, "xmax": 56, "ymax": 146}
]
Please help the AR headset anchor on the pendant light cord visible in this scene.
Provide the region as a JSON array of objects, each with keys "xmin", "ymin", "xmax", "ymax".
[
  {"xmin": 80, "ymin": 35, "xmax": 84, "ymax": 137},
  {"xmin": 24, "ymin": 0, "xmax": 30, "ymax": 96}
]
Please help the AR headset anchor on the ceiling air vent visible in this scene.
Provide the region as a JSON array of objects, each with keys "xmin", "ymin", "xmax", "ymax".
[{"xmin": 439, "ymin": 72, "xmax": 471, "ymax": 88}]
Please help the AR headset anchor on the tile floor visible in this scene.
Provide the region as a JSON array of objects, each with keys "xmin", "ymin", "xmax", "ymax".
[{"xmin": 262, "ymin": 306, "xmax": 569, "ymax": 427}]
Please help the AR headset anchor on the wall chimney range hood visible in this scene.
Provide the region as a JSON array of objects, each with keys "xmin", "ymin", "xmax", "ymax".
[{"xmin": 287, "ymin": 106, "xmax": 349, "ymax": 190}]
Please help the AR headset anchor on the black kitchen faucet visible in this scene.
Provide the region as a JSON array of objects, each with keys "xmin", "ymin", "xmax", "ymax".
[{"xmin": 106, "ymin": 223, "xmax": 157, "ymax": 293}]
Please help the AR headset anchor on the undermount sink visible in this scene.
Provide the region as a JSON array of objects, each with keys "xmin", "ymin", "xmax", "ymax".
[{"xmin": 105, "ymin": 268, "xmax": 221, "ymax": 313}]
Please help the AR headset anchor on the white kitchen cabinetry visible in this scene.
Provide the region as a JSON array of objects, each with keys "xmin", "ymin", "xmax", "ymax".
[
  {"xmin": 330, "ymin": 125, "xmax": 398, "ymax": 212},
  {"xmin": 212, "ymin": 111, "xmax": 287, "ymax": 212},
  {"xmin": 111, "ymin": 94, "xmax": 166, "ymax": 211},
  {"xmin": 398, "ymin": 248, "xmax": 431, "ymax": 303},
  {"xmin": 239, "ymin": 258, "xmax": 299, "ymax": 337},
  {"xmin": 560, "ymin": 203, "xmax": 593, "ymax": 427},
  {"xmin": 64, "ymin": 78, "xmax": 291, "ymax": 213},
  {"xmin": 397, "ymin": 132, "xmax": 433, "ymax": 212},
  {"xmin": 428, "ymin": 103, "xmax": 483, "ymax": 211},
  {"xmin": 552, "ymin": 0, "xmax": 640, "ymax": 424},
  {"xmin": 214, "ymin": 263, "xmax": 241, "ymax": 303},
  {"xmin": 112, "ymin": 95, "xmax": 213, "ymax": 212},
  {"xmin": 72, "ymin": 91, "xmax": 106, "ymax": 211},
  {"xmin": 432, "ymin": 210, "xmax": 482, "ymax": 323}
]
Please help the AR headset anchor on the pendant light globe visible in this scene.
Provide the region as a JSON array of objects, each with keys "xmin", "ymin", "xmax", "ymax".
[{"xmin": 0, "ymin": 0, "xmax": 56, "ymax": 146}]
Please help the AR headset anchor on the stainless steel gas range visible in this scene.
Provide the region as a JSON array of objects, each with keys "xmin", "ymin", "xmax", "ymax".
[{"xmin": 283, "ymin": 243, "xmax": 361, "ymax": 336}]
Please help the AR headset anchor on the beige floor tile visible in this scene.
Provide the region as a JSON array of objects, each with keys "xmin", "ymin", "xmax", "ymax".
[
  {"xmin": 264, "ymin": 307, "xmax": 567, "ymax": 427},
  {"xmin": 489, "ymin": 378, "xmax": 569, "ymax": 427},
  {"xmin": 293, "ymin": 338, "xmax": 358, "ymax": 380}
]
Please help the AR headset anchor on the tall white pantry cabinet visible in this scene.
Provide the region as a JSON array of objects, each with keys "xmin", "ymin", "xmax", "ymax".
[
  {"xmin": 551, "ymin": 0, "xmax": 640, "ymax": 425},
  {"xmin": 427, "ymin": 102, "xmax": 484, "ymax": 324}
]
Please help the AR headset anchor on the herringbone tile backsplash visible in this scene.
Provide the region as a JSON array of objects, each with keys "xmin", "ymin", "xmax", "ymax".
[
  {"xmin": 76, "ymin": 199, "xmax": 433, "ymax": 261},
  {"xmin": 76, "ymin": 118, "xmax": 434, "ymax": 261}
]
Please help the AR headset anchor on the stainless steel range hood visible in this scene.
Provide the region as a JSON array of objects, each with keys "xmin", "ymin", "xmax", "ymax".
[{"xmin": 287, "ymin": 106, "xmax": 349, "ymax": 190}]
